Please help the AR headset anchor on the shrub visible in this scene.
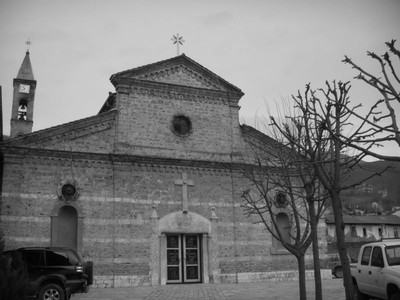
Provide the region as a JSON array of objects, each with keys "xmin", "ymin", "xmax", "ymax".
[{"xmin": 0, "ymin": 232, "xmax": 28, "ymax": 300}]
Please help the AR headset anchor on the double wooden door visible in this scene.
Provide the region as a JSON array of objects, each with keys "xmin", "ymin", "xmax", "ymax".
[{"xmin": 166, "ymin": 234, "xmax": 201, "ymax": 283}]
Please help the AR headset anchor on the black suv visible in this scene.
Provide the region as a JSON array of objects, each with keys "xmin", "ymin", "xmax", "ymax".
[{"xmin": 4, "ymin": 247, "xmax": 93, "ymax": 300}]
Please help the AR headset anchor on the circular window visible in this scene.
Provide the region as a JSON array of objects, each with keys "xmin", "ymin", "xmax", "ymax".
[
  {"xmin": 62, "ymin": 184, "xmax": 77, "ymax": 198},
  {"xmin": 171, "ymin": 115, "xmax": 192, "ymax": 137},
  {"xmin": 58, "ymin": 181, "xmax": 79, "ymax": 202},
  {"xmin": 275, "ymin": 192, "xmax": 288, "ymax": 208}
]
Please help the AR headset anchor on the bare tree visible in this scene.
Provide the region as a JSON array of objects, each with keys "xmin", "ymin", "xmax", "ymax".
[
  {"xmin": 240, "ymin": 40, "xmax": 398, "ymax": 300},
  {"xmin": 240, "ymin": 125, "xmax": 326, "ymax": 300},
  {"xmin": 269, "ymin": 81, "xmax": 390, "ymax": 300},
  {"xmin": 339, "ymin": 39, "xmax": 400, "ymax": 161}
]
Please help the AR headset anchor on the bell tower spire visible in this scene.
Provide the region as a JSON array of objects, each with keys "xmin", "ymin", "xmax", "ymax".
[{"xmin": 10, "ymin": 48, "xmax": 37, "ymax": 138}]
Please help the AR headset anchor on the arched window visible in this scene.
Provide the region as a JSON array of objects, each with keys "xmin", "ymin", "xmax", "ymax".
[{"xmin": 18, "ymin": 99, "xmax": 28, "ymax": 120}]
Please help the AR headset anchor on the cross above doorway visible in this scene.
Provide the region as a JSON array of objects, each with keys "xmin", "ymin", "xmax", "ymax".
[{"xmin": 174, "ymin": 172, "xmax": 194, "ymax": 213}]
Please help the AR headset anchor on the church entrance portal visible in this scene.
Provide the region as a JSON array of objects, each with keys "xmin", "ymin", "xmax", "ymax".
[
  {"xmin": 166, "ymin": 234, "xmax": 202, "ymax": 284},
  {"xmin": 154, "ymin": 208, "xmax": 213, "ymax": 285}
]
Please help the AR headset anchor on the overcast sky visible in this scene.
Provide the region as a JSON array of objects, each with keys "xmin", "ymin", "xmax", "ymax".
[{"xmin": 1, "ymin": 0, "xmax": 399, "ymax": 159}]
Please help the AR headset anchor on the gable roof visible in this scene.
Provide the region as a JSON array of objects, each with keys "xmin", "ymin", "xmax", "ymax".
[
  {"xmin": 1, "ymin": 109, "xmax": 117, "ymax": 149},
  {"xmin": 110, "ymin": 54, "xmax": 244, "ymax": 96},
  {"xmin": 240, "ymin": 124, "xmax": 294, "ymax": 160},
  {"xmin": 241, "ymin": 124, "xmax": 282, "ymax": 148}
]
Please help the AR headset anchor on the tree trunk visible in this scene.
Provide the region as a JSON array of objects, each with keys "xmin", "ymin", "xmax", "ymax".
[
  {"xmin": 331, "ymin": 193, "xmax": 354, "ymax": 300},
  {"xmin": 297, "ymin": 255, "xmax": 307, "ymax": 300},
  {"xmin": 331, "ymin": 103, "xmax": 354, "ymax": 300},
  {"xmin": 308, "ymin": 200, "xmax": 323, "ymax": 300}
]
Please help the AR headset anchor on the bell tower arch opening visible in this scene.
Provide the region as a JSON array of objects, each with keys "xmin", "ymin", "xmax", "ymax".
[{"xmin": 18, "ymin": 99, "xmax": 28, "ymax": 120}]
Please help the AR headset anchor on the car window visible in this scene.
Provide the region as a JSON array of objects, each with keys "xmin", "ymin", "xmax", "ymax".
[
  {"xmin": 386, "ymin": 245, "xmax": 400, "ymax": 266},
  {"xmin": 371, "ymin": 247, "xmax": 384, "ymax": 267},
  {"xmin": 361, "ymin": 246, "xmax": 372, "ymax": 265},
  {"xmin": 46, "ymin": 251, "xmax": 70, "ymax": 266},
  {"xmin": 23, "ymin": 250, "xmax": 43, "ymax": 267}
]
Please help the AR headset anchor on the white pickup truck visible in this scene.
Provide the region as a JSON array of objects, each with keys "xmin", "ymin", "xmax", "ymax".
[{"xmin": 351, "ymin": 239, "xmax": 400, "ymax": 300}]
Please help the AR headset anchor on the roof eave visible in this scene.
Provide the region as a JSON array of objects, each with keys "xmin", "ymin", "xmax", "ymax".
[{"xmin": 111, "ymin": 76, "xmax": 244, "ymax": 102}]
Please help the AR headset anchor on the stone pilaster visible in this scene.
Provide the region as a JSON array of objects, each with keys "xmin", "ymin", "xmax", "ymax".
[
  {"xmin": 150, "ymin": 205, "xmax": 160, "ymax": 285},
  {"xmin": 201, "ymin": 233, "xmax": 209, "ymax": 283},
  {"xmin": 210, "ymin": 207, "xmax": 220, "ymax": 283},
  {"xmin": 159, "ymin": 233, "xmax": 167, "ymax": 285}
]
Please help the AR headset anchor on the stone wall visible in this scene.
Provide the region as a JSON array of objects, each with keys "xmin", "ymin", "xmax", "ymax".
[
  {"xmin": 1, "ymin": 151, "xmax": 304, "ymax": 284},
  {"xmin": 114, "ymin": 84, "xmax": 242, "ymax": 162},
  {"xmin": 1, "ymin": 147, "xmax": 330, "ymax": 286}
]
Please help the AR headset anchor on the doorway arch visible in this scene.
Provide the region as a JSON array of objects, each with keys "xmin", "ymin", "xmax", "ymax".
[{"xmin": 152, "ymin": 211, "xmax": 214, "ymax": 285}]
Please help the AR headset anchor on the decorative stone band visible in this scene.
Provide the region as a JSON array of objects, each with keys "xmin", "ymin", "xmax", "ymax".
[
  {"xmin": 3, "ymin": 149, "xmax": 245, "ymax": 176},
  {"xmin": 0, "ymin": 192, "xmax": 243, "ymax": 209},
  {"xmin": 114, "ymin": 78, "xmax": 242, "ymax": 107}
]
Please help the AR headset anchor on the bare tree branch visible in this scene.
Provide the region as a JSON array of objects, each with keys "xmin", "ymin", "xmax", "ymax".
[{"xmin": 340, "ymin": 40, "xmax": 400, "ymax": 159}]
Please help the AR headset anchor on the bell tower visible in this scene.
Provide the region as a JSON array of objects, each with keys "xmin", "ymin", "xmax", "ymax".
[{"xmin": 10, "ymin": 50, "xmax": 37, "ymax": 138}]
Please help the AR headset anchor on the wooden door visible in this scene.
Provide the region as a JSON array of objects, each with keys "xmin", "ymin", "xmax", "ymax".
[{"xmin": 166, "ymin": 234, "xmax": 201, "ymax": 283}]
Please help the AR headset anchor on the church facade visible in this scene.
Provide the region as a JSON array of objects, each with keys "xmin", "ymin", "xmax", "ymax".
[{"xmin": 0, "ymin": 52, "xmax": 327, "ymax": 287}]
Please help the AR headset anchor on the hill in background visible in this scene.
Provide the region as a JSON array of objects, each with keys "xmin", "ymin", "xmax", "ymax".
[{"xmin": 341, "ymin": 160, "xmax": 400, "ymax": 214}]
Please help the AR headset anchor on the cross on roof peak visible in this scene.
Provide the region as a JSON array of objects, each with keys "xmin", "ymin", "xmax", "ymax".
[
  {"xmin": 171, "ymin": 33, "xmax": 185, "ymax": 56},
  {"xmin": 25, "ymin": 38, "xmax": 31, "ymax": 53}
]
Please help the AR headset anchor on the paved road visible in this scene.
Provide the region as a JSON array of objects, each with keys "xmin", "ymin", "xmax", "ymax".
[{"xmin": 72, "ymin": 278, "xmax": 345, "ymax": 300}]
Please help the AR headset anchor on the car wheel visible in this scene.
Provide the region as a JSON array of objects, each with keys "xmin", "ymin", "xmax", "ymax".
[
  {"xmin": 353, "ymin": 281, "xmax": 368, "ymax": 300},
  {"xmin": 333, "ymin": 266, "xmax": 343, "ymax": 278},
  {"xmin": 39, "ymin": 283, "xmax": 65, "ymax": 300}
]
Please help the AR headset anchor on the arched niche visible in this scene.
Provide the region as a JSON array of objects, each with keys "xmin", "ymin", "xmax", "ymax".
[{"xmin": 51, "ymin": 202, "xmax": 85, "ymax": 253}]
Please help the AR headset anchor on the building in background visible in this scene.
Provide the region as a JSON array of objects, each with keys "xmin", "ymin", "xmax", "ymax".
[{"xmin": 325, "ymin": 214, "xmax": 400, "ymax": 260}]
